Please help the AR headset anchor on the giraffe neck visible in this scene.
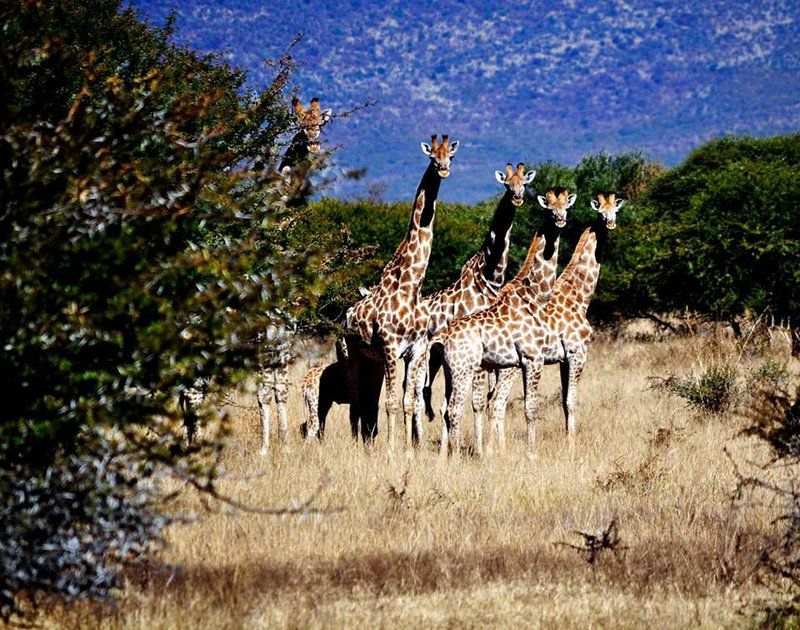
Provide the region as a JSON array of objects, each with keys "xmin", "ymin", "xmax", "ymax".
[
  {"xmin": 378, "ymin": 163, "xmax": 440, "ymax": 296},
  {"xmin": 553, "ymin": 216, "xmax": 608, "ymax": 314},
  {"xmin": 278, "ymin": 130, "xmax": 309, "ymax": 171},
  {"xmin": 479, "ymin": 189, "xmax": 517, "ymax": 285},
  {"xmin": 411, "ymin": 161, "xmax": 441, "ymax": 231},
  {"xmin": 518, "ymin": 217, "xmax": 562, "ymax": 308}
]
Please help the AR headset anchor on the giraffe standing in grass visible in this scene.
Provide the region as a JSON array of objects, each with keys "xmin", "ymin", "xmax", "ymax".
[
  {"xmin": 483, "ymin": 191, "xmax": 623, "ymax": 452},
  {"xmin": 181, "ymin": 97, "xmax": 332, "ymax": 454},
  {"xmin": 435, "ymin": 189, "xmax": 575, "ymax": 457},
  {"xmin": 535, "ymin": 191, "xmax": 625, "ymax": 442},
  {"xmin": 344, "ymin": 135, "xmax": 459, "ymax": 450},
  {"xmin": 410, "ymin": 163, "xmax": 536, "ymax": 442},
  {"xmin": 255, "ymin": 97, "xmax": 332, "ymax": 454}
]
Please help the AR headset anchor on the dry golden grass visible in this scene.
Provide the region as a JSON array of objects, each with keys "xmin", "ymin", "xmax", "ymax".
[{"xmin": 40, "ymin": 334, "xmax": 798, "ymax": 628}]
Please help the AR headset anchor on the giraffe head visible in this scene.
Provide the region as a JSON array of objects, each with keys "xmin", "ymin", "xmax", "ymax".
[
  {"xmin": 292, "ymin": 97, "xmax": 332, "ymax": 154},
  {"xmin": 590, "ymin": 192, "xmax": 625, "ymax": 230},
  {"xmin": 420, "ymin": 134, "xmax": 459, "ymax": 178},
  {"xmin": 537, "ymin": 187, "xmax": 576, "ymax": 228},
  {"xmin": 494, "ymin": 163, "xmax": 536, "ymax": 206}
]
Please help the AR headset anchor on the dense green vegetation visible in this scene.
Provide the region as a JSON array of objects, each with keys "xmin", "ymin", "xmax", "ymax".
[{"xmin": 0, "ymin": 0, "xmax": 360, "ymax": 617}]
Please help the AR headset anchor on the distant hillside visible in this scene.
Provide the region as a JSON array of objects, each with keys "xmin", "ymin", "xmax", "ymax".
[{"xmin": 131, "ymin": 0, "xmax": 800, "ymax": 202}]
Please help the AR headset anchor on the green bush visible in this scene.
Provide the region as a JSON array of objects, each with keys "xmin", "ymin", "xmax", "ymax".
[
  {"xmin": 631, "ymin": 135, "xmax": 800, "ymax": 323},
  {"xmin": 667, "ymin": 364, "xmax": 739, "ymax": 414},
  {"xmin": 0, "ymin": 0, "xmax": 354, "ymax": 617}
]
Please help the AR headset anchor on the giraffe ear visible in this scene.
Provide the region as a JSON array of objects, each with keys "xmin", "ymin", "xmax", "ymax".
[
  {"xmin": 537, "ymin": 195, "xmax": 548, "ymax": 209},
  {"xmin": 495, "ymin": 170, "xmax": 507, "ymax": 184},
  {"xmin": 523, "ymin": 170, "xmax": 536, "ymax": 184},
  {"xmin": 614, "ymin": 198, "xmax": 626, "ymax": 209},
  {"xmin": 566, "ymin": 193, "xmax": 577, "ymax": 208},
  {"xmin": 590, "ymin": 199, "xmax": 600, "ymax": 211},
  {"xmin": 321, "ymin": 108, "xmax": 332, "ymax": 123},
  {"xmin": 421, "ymin": 142, "xmax": 432, "ymax": 156},
  {"xmin": 448, "ymin": 140, "xmax": 459, "ymax": 156}
]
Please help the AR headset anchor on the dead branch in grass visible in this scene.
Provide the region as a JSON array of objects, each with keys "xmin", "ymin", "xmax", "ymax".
[{"xmin": 556, "ymin": 519, "xmax": 627, "ymax": 564}]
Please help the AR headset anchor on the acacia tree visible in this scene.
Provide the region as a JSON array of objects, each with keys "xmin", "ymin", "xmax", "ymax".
[
  {"xmin": 630, "ymin": 135, "xmax": 800, "ymax": 327},
  {"xmin": 0, "ymin": 0, "xmax": 351, "ymax": 617}
]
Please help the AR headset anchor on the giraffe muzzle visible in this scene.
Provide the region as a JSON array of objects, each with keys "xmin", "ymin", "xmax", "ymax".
[
  {"xmin": 308, "ymin": 143, "xmax": 320, "ymax": 154},
  {"xmin": 437, "ymin": 169, "xmax": 450, "ymax": 178},
  {"xmin": 607, "ymin": 220, "xmax": 617, "ymax": 230},
  {"xmin": 511, "ymin": 196, "xmax": 524, "ymax": 207}
]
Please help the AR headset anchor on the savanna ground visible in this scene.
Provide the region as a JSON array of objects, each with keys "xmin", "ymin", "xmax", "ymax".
[{"xmin": 41, "ymin": 331, "xmax": 797, "ymax": 628}]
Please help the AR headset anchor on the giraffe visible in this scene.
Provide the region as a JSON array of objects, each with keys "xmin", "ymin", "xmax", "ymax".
[
  {"xmin": 300, "ymin": 341, "xmax": 349, "ymax": 441},
  {"xmin": 482, "ymin": 191, "xmax": 624, "ymax": 452},
  {"xmin": 254, "ymin": 97, "xmax": 332, "ymax": 454},
  {"xmin": 302, "ymin": 163, "xmax": 535, "ymax": 443},
  {"xmin": 180, "ymin": 97, "xmax": 332, "ymax": 454},
  {"xmin": 532, "ymin": 191, "xmax": 625, "ymax": 443},
  {"xmin": 410, "ymin": 162, "xmax": 536, "ymax": 443},
  {"xmin": 344, "ymin": 135, "xmax": 459, "ymax": 450},
  {"xmin": 435, "ymin": 188, "xmax": 576, "ymax": 457}
]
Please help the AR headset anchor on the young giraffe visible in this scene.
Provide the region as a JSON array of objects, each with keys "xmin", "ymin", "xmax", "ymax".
[
  {"xmin": 484, "ymin": 191, "xmax": 624, "ymax": 452},
  {"xmin": 344, "ymin": 135, "xmax": 459, "ymax": 450},
  {"xmin": 180, "ymin": 97, "xmax": 332, "ymax": 453},
  {"xmin": 410, "ymin": 162, "xmax": 536, "ymax": 442},
  {"xmin": 436, "ymin": 188, "xmax": 575, "ymax": 457},
  {"xmin": 303, "ymin": 163, "xmax": 534, "ymax": 443},
  {"xmin": 300, "ymin": 342, "xmax": 348, "ymax": 440},
  {"xmin": 254, "ymin": 97, "xmax": 332, "ymax": 454}
]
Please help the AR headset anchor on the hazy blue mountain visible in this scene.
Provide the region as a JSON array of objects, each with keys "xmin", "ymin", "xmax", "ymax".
[{"xmin": 130, "ymin": 0, "xmax": 800, "ymax": 202}]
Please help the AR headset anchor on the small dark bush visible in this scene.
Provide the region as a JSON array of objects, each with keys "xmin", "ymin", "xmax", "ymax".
[
  {"xmin": 750, "ymin": 358, "xmax": 791, "ymax": 392},
  {"xmin": 667, "ymin": 364, "xmax": 739, "ymax": 414}
]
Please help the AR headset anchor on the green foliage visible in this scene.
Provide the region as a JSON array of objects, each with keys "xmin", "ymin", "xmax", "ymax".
[
  {"xmin": 0, "ymin": 0, "xmax": 355, "ymax": 616},
  {"xmin": 631, "ymin": 135, "xmax": 800, "ymax": 321},
  {"xmin": 666, "ymin": 364, "xmax": 739, "ymax": 415},
  {"xmin": 751, "ymin": 358, "xmax": 792, "ymax": 391}
]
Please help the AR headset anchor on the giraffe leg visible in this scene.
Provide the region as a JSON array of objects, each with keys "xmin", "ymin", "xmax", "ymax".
[
  {"xmin": 274, "ymin": 367, "xmax": 289, "ymax": 450},
  {"xmin": 424, "ymin": 345, "xmax": 444, "ymax": 422},
  {"xmin": 412, "ymin": 350, "xmax": 428, "ymax": 446},
  {"xmin": 471, "ymin": 368, "xmax": 486, "ymax": 458},
  {"xmin": 360, "ymin": 360, "xmax": 383, "ymax": 443},
  {"xmin": 403, "ymin": 341, "xmax": 427, "ymax": 451},
  {"xmin": 487, "ymin": 368, "xmax": 516, "ymax": 455},
  {"xmin": 439, "ymin": 362, "xmax": 453, "ymax": 458},
  {"xmin": 343, "ymin": 336, "xmax": 362, "ymax": 439},
  {"xmin": 256, "ymin": 374, "xmax": 270, "ymax": 456},
  {"xmin": 446, "ymin": 368, "xmax": 473, "ymax": 459},
  {"xmin": 383, "ymin": 354, "xmax": 400, "ymax": 453},
  {"xmin": 302, "ymin": 372, "xmax": 319, "ymax": 442},
  {"xmin": 317, "ymin": 395, "xmax": 333, "ymax": 441},
  {"xmin": 563, "ymin": 350, "xmax": 587, "ymax": 446},
  {"xmin": 521, "ymin": 357, "xmax": 544, "ymax": 451}
]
